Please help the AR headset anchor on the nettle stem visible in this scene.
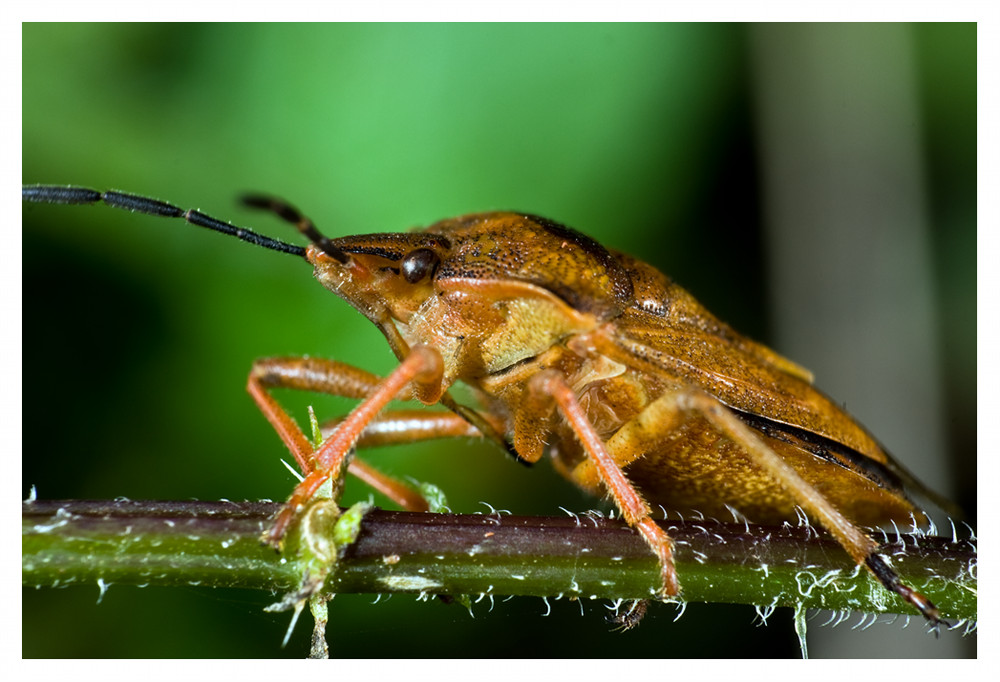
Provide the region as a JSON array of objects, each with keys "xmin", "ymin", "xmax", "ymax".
[{"xmin": 22, "ymin": 499, "xmax": 976, "ymax": 624}]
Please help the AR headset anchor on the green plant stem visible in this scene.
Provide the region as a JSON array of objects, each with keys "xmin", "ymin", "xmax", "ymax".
[{"xmin": 22, "ymin": 499, "xmax": 976, "ymax": 623}]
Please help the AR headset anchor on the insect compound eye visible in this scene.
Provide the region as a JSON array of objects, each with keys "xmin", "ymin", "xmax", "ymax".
[{"xmin": 400, "ymin": 248, "xmax": 440, "ymax": 284}]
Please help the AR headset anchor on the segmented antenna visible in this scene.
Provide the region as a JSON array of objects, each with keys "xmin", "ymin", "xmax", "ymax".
[
  {"xmin": 22, "ymin": 185, "xmax": 309, "ymax": 258},
  {"xmin": 240, "ymin": 194, "xmax": 348, "ymax": 263}
]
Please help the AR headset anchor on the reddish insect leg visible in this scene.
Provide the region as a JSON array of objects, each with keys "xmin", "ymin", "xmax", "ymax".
[
  {"xmin": 322, "ymin": 410, "xmax": 488, "ymax": 448},
  {"xmin": 527, "ymin": 370, "xmax": 679, "ymax": 599},
  {"xmin": 341, "ymin": 410, "xmax": 509, "ymax": 510},
  {"xmin": 248, "ymin": 357, "xmax": 391, "ymax": 474},
  {"xmin": 248, "ymin": 347, "xmax": 445, "ymax": 549},
  {"xmin": 339, "ymin": 410, "xmax": 502, "ymax": 509},
  {"xmin": 249, "ymin": 359, "xmax": 485, "ymax": 511}
]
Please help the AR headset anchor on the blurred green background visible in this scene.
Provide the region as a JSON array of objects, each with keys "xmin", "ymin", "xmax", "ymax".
[{"xmin": 22, "ymin": 23, "xmax": 975, "ymax": 658}]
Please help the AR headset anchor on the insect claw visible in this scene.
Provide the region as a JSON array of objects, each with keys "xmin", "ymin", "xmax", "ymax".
[
  {"xmin": 866, "ymin": 554, "xmax": 944, "ymax": 626},
  {"xmin": 608, "ymin": 599, "xmax": 648, "ymax": 631},
  {"xmin": 261, "ymin": 515, "xmax": 286, "ymax": 551},
  {"xmin": 262, "ymin": 532, "xmax": 284, "ymax": 552}
]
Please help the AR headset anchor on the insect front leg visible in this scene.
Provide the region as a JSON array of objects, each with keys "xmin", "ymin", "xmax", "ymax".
[
  {"xmin": 248, "ymin": 357, "xmax": 424, "ymax": 511},
  {"xmin": 519, "ymin": 369, "xmax": 680, "ymax": 600},
  {"xmin": 321, "ymin": 409, "xmax": 495, "ymax": 448},
  {"xmin": 247, "ymin": 347, "xmax": 445, "ymax": 549},
  {"xmin": 327, "ymin": 410, "xmax": 500, "ymax": 508}
]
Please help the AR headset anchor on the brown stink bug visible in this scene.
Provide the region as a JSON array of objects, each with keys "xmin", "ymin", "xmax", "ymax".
[{"xmin": 22, "ymin": 185, "xmax": 955, "ymax": 627}]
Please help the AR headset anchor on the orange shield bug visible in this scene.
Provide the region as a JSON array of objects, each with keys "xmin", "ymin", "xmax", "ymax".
[{"xmin": 22, "ymin": 185, "xmax": 955, "ymax": 626}]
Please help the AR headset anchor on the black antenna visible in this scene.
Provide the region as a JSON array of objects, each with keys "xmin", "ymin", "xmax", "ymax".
[
  {"xmin": 22, "ymin": 185, "xmax": 309, "ymax": 258},
  {"xmin": 240, "ymin": 194, "xmax": 348, "ymax": 263}
]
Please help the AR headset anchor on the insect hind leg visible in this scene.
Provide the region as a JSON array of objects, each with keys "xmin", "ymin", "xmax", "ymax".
[{"xmin": 602, "ymin": 386, "xmax": 943, "ymax": 624}]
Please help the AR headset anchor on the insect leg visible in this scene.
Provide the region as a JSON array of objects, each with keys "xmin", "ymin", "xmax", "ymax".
[
  {"xmin": 604, "ymin": 386, "xmax": 942, "ymax": 624},
  {"xmin": 249, "ymin": 359, "xmax": 428, "ymax": 515},
  {"xmin": 251, "ymin": 363, "xmax": 497, "ymax": 511},
  {"xmin": 321, "ymin": 409, "xmax": 492, "ymax": 448},
  {"xmin": 338, "ymin": 411, "xmax": 494, "ymax": 508},
  {"xmin": 525, "ymin": 370, "xmax": 679, "ymax": 599},
  {"xmin": 675, "ymin": 390, "xmax": 940, "ymax": 623},
  {"xmin": 248, "ymin": 357, "xmax": 389, "ymax": 474},
  {"xmin": 248, "ymin": 347, "xmax": 445, "ymax": 549}
]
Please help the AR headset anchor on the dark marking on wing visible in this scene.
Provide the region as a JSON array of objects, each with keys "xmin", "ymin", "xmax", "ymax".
[{"xmin": 732, "ymin": 407, "xmax": 907, "ymax": 494}]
